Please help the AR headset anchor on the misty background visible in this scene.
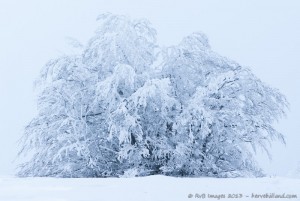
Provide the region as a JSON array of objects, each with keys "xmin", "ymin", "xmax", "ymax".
[{"xmin": 0, "ymin": 0, "xmax": 299, "ymax": 176}]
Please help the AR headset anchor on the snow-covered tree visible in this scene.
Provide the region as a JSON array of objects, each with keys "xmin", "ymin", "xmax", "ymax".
[{"xmin": 17, "ymin": 14, "xmax": 288, "ymax": 178}]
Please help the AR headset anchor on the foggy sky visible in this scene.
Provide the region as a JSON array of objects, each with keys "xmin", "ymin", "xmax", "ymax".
[{"xmin": 0, "ymin": 0, "xmax": 299, "ymax": 176}]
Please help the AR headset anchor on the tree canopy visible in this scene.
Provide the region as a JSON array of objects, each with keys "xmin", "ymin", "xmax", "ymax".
[{"xmin": 18, "ymin": 14, "xmax": 288, "ymax": 178}]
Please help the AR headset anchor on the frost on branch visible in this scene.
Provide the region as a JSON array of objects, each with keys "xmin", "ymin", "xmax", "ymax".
[{"xmin": 17, "ymin": 14, "xmax": 288, "ymax": 178}]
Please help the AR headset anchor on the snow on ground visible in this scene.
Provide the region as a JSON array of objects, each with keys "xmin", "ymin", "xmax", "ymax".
[{"xmin": 0, "ymin": 175, "xmax": 299, "ymax": 201}]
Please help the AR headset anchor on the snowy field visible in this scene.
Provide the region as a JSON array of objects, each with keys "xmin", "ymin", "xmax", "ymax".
[{"xmin": 0, "ymin": 176, "xmax": 299, "ymax": 201}]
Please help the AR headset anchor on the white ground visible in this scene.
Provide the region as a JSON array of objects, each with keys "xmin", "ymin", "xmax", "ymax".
[{"xmin": 0, "ymin": 176, "xmax": 299, "ymax": 201}]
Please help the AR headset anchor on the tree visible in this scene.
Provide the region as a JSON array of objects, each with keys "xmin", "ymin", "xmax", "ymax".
[{"xmin": 17, "ymin": 14, "xmax": 288, "ymax": 178}]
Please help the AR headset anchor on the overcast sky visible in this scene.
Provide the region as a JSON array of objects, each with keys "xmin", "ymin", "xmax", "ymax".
[{"xmin": 0, "ymin": 0, "xmax": 299, "ymax": 176}]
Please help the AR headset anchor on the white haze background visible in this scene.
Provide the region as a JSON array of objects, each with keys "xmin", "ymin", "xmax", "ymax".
[{"xmin": 0, "ymin": 0, "xmax": 299, "ymax": 177}]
